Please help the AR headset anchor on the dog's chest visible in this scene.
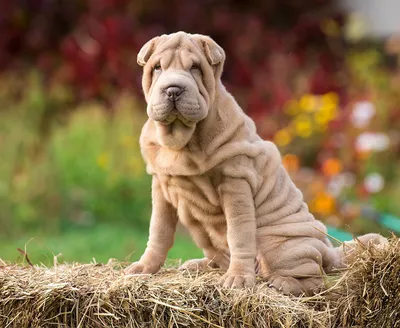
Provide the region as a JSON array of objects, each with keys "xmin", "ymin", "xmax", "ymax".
[{"xmin": 158, "ymin": 174, "xmax": 224, "ymax": 223}]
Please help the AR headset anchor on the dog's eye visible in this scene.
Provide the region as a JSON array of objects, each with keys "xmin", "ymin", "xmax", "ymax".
[
  {"xmin": 191, "ymin": 64, "xmax": 200, "ymax": 71},
  {"xmin": 153, "ymin": 64, "xmax": 162, "ymax": 71}
]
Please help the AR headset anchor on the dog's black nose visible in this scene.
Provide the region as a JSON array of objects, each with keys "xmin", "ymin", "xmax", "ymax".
[{"xmin": 166, "ymin": 86, "xmax": 183, "ymax": 101}]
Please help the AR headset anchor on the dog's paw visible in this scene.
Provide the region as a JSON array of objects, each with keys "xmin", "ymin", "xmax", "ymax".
[
  {"xmin": 267, "ymin": 275, "xmax": 302, "ymax": 296},
  {"xmin": 124, "ymin": 261, "xmax": 161, "ymax": 275},
  {"xmin": 219, "ymin": 270, "xmax": 255, "ymax": 289},
  {"xmin": 179, "ymin": 258, "xmax": 210, "ymax": 271},
  {"xmin": 267, "ymin": 274, "xmax": 322, "ymax": 296}
]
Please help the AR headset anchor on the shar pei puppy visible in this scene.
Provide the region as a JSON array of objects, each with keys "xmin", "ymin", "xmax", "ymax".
[{"xmin": 125, "ymin": 31, "xmax": 386, "ymax": 296}]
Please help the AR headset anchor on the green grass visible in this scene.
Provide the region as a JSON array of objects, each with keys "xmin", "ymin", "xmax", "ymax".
[{"xmin": 0, "ymin": 223, "xmax": 202, "ymax": 266}]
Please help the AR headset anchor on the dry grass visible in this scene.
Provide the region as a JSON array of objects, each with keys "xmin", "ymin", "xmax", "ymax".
[
  {"xmin": 328, "ymin": 237, "xmax": 400, "ymax": 328},
  {"xmin": 0, "ymin": 237, "xmax": 399, "ymax": 328}
]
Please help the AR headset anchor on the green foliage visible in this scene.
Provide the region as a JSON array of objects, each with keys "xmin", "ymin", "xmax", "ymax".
[
  {"xmin": 49, "ymin": 99, "xmax": 151, "ymax": 230},
  {"xmin": 0, "ymin": 72, "xmax": 151, "ymax": 236},
  {"xmin": 0, "ymin": 223, "xmax": 202, "ymax": 265}
]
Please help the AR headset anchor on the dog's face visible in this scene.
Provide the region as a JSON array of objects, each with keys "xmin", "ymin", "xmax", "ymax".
[{"xmin": 138, "ymin": 32, "xmax": 225, "ymax": 149}]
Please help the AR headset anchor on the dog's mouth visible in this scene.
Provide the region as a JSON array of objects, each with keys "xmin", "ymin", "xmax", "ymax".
[{"xmin": 158, "ymin": 113, "xmax": 196, "ymax": 128}]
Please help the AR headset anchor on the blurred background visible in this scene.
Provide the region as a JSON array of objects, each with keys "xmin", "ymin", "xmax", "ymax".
[{"xmin": 1, "ymin": 0, "xmax": 399, "ymax": 265}]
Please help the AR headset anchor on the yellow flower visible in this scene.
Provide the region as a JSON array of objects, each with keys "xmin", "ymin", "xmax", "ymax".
[
  {"xmin": 274, "ymin": 128, "xmax": 292, "ymax": 147},
  {"xmin": 96, "ymin": 152, "xmax": 110, "ymax": 170},
  {"xmin": 299, "ymin": 94, "xmax": 317, "ymax": 112},
  {"xmin": 322, "ymin": 92, "xmax": 339, "ymax": 107},
  {"xmin": 314, "ymin": 97, "xmax": 338, "ymax": 126},
  {"xmin": 293, "ymin": 115, "xmax": 312, "ymax": 138},
  {"xmin": 314, "ymin": 109, "xmax": 336, "ymax": 125}
]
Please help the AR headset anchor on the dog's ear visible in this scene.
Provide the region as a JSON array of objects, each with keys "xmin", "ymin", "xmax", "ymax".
[
  {"xmin": 137, "ymin": 36, "xmax": 160, "ymax": 66},
  {"xmin": 201, "ymin": 36, "xmax": 225, "ymax": 66},
  {"xmin": 191, "ymin": 34, "xmax": 226, "ymax": 79}
]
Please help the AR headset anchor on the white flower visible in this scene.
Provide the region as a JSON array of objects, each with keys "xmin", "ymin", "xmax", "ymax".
[
  {"xmin": 327, "ymin": 172, "xmax": 356, "ymax": 197},
  {"xmin": 344, "ymin": 12, "xmax": 368, "ymax": 43},
  {"xmin": 364, "ymin": 173, "xmax": 385, "ymax": 193},
  {"xmin": 355, "ymin": 132, "xmax": 390, "ymax": 152},
  {"xmin": 374, "ymin": 133, "xmax": 390, "ymax": 151},
  {"xmin": 351, "ymin": 101, "xmax": 376, "ymax": 128}
]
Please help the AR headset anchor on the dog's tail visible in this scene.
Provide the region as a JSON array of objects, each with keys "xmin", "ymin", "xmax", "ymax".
[{"xmin": 333, "ymin": 233, "xmax": 388, "ymax": 268}]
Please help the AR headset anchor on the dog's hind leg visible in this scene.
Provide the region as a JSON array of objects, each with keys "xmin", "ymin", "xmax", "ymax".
[{"xmin": 259, "ymin": 238, "xmax": 334, "ymax": 296}]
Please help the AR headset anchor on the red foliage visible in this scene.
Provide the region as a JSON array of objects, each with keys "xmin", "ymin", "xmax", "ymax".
[{"xmin": 0, "ymin": 0, "xmax": 345, "ymax": 127}]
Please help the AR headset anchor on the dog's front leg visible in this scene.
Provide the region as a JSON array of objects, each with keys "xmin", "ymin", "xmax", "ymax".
[
  {"xmin": 125, "ymin": 176, "xmax": 178, "ymax": 275},
  {"xmin": 219, "ymin": 178, "xmax": 257, "ymax": 288}
]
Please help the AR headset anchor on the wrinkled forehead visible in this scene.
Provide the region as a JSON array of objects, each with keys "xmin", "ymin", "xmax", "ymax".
[{"xmin": 151, "ymin": 34, "xmax": 204, "ymax": 67}]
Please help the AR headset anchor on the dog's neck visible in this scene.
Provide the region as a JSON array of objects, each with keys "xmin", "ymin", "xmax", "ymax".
[
  {"xmin": 154, "ymin": 120, "xmax": 196, "ymax": 151},
  {"xmin": 190, "ymin": 82, "xmax": 250, "ymax": 152}
]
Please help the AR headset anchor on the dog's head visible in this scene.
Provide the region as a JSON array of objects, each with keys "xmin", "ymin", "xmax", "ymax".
[{"xmin": 138, "ymin": 32, "xmax": 225, "ymax": 149}]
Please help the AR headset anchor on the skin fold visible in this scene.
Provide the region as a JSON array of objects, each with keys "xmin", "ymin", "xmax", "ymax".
[{"xmin": 124, "ymin": 31, "xmax": 386, "ymax": 296}]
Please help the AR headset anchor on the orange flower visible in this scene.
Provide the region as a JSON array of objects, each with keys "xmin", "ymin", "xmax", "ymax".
[
  {"xmin": 309, "ymin": 192, "xmax": 336, "ymax": 216},
  {"xmin": 282, "ymin": 154, "xmax": 300, "ymax": 172},
  {"xmin": 322, "ymin": 158, "xmax": 342, "ymax": 177}
]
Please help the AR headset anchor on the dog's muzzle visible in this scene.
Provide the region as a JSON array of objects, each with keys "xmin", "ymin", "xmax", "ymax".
[{"xmin": 165, "ymin": 86, "xmax": 184, "ymax": 102}]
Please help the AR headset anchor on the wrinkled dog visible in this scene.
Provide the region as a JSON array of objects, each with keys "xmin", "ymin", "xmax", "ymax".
[{"xmin": 125, "ymin": 32, "xmax": 385, "ymax": 295}]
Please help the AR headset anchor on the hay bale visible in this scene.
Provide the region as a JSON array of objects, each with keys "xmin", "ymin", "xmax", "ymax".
[
  {"xmin": 328, "ymin": 237, "xmax": 400, "ymax": 328},
  {"xmin": 0, "ymin": 237, "xmax": 399, "ymax": 328}
]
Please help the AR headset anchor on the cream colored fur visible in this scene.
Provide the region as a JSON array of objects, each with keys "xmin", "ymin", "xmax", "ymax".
[{"xmin": 125, "ymin": 32, "xmax": 386, "ymax": 296}]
